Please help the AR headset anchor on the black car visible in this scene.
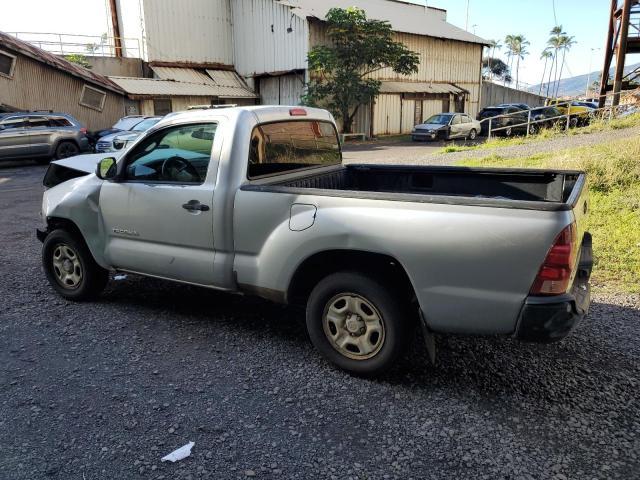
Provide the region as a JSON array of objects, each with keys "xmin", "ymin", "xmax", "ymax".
[
  {"xmin": 529, "ymin": 106, "xmax": 565, "ymax": 133},
  {"xmin": 497, "ymin": 103, "xmax": 531, "ymax": 111},
  {"xmin": 477, "ymin": 106, "xmax": 529, "ymax": 136}
]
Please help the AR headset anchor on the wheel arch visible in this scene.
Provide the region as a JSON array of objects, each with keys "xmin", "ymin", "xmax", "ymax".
[
  {"xmin": 286, "ymin": 249, "xmax": 417, "ymax": 307},
  {"xmin": 44, "ymin": 216, "xmax": 108, "ymax": 269}
]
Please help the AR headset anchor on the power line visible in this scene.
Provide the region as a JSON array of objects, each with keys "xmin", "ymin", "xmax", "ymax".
[{"xmin": 552, "ymin": 0, "xmax": 558, "ymax": 25}]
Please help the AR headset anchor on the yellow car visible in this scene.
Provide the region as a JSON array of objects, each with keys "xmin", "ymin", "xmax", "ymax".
[{"xmin": 545, "ymin": 99, "xmax": 594, "ymax": 126}]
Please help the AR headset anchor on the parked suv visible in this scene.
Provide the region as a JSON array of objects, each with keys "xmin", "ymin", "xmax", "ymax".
[
  {"xmin": 0, "ymin": 112, "xmax": 90, "ymax": 163},
  {"xmin": 477, "ymin": 106, "xmax": 528, "ymax": 136},
  {"xmin": 95, "ymin": 116, "xmax": 162, "ymax": 153}
]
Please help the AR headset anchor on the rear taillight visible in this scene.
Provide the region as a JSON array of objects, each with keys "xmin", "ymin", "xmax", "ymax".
[
  {"xmin": 530, "ymin": 223, "xmax": 578, "ymax": 296},
  {"xmin": 80, "ymin": 127, "xmax": 88, "ymax": 134}
]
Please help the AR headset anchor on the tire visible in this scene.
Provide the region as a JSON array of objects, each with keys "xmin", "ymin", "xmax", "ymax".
[
  {"xmin": 529, "ymin": 124, "xmax": 539, "ymax": 135},
  {"xmin": 468, "ymin": 129, "xmax": 477, "ymax": 140},
  {"xmin": 569, "ymin": 117, "xmax": 579, "ymax": 129},
  {"xmin": 504, "ymin": 126, "xmax": 513, "ymax": 137},
  {"xmin": 42, "ymin": 229, "xmax": 109, "ymax": 301},
  {"xmin": 306, "ymin": 271, "xmax": 414, "ymax": 376},
  {"xmin": 55, "ymin": 141, "xmax": 80, "ymax": 160}
]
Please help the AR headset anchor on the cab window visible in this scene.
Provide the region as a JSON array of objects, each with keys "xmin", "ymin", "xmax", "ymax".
[
  {"xmin": 124, "ymin": 123, "xmax": 216, "ymax": 184},
  {"xmin": 248, "ymin": 120, "xmax": 341, "ymax": 179}
]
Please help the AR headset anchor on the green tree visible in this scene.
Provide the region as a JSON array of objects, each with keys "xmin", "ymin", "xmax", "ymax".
[
  {"xmin": 65, "ymin": 54, "xmax": 92, "ymax": 69},
  {"xmin": 539, "ymin": 49, "xmax": 553, "ymax": 96},
  {"xmin": 554, "ymin": 35, "xmax": 576, "ymax": 98},
  {"xmin": 482, "ymin": 57, "xmax": 510, "ymax": 81},
  {"xmin": 302, "ymin": 7, "xmax": 419, "ymax": 133},
  {"xmin": 546, "ymin": 25, "xmax": 566, "ymax": 97},
  {"xmin": 511, "ymin": 35, "xmax": 530, "ymax": 90}
]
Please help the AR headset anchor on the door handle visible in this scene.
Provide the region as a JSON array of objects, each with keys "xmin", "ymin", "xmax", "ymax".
[{"xmin": 182, "ymin": 200, "xmax": 210, "ymax": 212}]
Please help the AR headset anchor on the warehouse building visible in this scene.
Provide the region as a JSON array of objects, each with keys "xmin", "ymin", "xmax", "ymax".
[{"xmin": 0, "ymin": 31, "xmax": 127, "ymax": 130}]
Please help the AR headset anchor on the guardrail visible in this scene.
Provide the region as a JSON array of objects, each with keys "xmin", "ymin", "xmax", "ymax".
[
  {"xmin": 7, "ymin": 32, "xmax": 141, "ymax": 58},
  {"xmin": 480, "ymin": 89, "xmax": 637, "ymax": 140}
]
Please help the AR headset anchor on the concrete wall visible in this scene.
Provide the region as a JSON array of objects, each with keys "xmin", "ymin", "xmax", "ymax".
[
  {"xmin": 481, "ymin": 82, "xmax": 547, "ymax": 109},
  {"xmin": 85, "ymin": 56, "xmax": 145, "ymax": 78}
]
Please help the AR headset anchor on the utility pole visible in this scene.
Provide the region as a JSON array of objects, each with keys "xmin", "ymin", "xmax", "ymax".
[
  {"xmin": 107, "ymin": 0, "xmax": 123, "ymax": 58},
  {"xmin": 585, "ymin": 48, "xmax": 600, "ymax": 99},
  {"xmin": 465, "ymin": 0, "xmax": 470, "ymax": 31}
]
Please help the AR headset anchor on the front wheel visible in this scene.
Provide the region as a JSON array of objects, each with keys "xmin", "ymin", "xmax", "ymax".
[
  {"xmin": 468, "ymin": 129, "xmax": 477, "ymax": 140},
  {"xmin": 306, "ymin": 272, "xmax": 413, "ymax": 376},
  {"xmin": 503, "ymin": 126, "xmax": 513, "ymax": 137},
  {"xmin": 42, "ymin": 229, "xmax": 109, "ymax": 301},
  {"xmin": 55, "ymin": 141, "xmax": 80, "ymax": 159}
]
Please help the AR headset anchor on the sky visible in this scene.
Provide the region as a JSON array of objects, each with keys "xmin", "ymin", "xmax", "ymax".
[
  {"xmin": 427, "ymin": 0, "xmax": 615, "ymax": 87},
  {"xmin": 0, "ymin": 0, "xmax": 624, "ymax": 87}
]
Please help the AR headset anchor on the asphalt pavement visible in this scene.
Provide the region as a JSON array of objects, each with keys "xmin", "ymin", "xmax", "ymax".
[{"xmin": 1, "ymin": 160, "xmax": 639, "ymax": 480}]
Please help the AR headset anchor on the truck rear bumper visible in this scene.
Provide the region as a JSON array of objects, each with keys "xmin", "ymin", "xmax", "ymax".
[{"xmin": 515, "ymin": 232, "xmax": 592, "ymax": 343}]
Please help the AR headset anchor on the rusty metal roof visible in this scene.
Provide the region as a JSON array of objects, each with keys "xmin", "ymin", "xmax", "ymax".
[
  {"xmin": 0, "ymin": 31, "xmax": 125, "ymax": 94},
  {"xmin": 379, "ymin": 81, "xmax": 464, "ymax": 94},
  {"xmin": 109, "ymin": 68, "xmax": 258, "ymax": 99}
]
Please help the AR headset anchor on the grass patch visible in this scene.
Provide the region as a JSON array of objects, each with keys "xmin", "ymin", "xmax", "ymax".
[
  {"xmin": 459, "ymin": 136, "xmax": 640, "ymax": 293},
  {"xmin": 439, "ymin": 112, "xmax": 640, "ymax": 155}
]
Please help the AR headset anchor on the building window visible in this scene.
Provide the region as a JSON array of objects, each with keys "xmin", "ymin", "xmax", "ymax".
[
  {"xmin": 0, "ymin": 50, "xmax": 17, "ymax": 78},
  {"xmin": 153, "ymin": 98, "xmax": 172, "ymax": 116},
  {"xmin": 80, "ymin": 85, "xmax": 106, "ymax": 111}
]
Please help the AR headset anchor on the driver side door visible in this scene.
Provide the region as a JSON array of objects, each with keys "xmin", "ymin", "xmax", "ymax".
[{"xmin": 99, "ymin": 122, "xmax": 218, "ymax": 285}]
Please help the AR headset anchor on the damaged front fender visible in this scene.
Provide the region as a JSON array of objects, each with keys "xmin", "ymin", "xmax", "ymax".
[{"xmin": 41, "ymin": 174, "xmax": 110, "ymax": 269}]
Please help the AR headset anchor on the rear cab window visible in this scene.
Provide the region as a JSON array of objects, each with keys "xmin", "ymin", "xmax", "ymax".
[{"xmin": 248, "ymin": 120, "xmax": 341, "ymax": 179}]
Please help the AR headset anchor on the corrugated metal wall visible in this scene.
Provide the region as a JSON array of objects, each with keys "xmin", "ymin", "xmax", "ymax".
[
  {"xmin": 231, "ymin": 0, "xmax": 309, "ymax": 77},
  {"xmin": 259, "ymin": 74, "xmax": 305, "ymax": 105},
  {"xmin": 311, "ymin": 23, "xmax": 483, "ymax": 134},
  {"xmin": 138, "ymin": 0, "xmax": 234, "ymax": 65},
  {"xmin": 481, "ymin": 82, "xmax": 547, "ymax": 109},
  {"xmin": 0, "ymin": 55, "xmax": 125, "ymax": 130},
  {"xmin": 139, "ymin": 96, "xmax": 255, "ymax": 115}
]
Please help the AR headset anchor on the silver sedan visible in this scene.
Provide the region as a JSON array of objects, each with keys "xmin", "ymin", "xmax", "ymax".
[{"xmin": 412, "ymin": 113, "xmax": 481, "ymax": 141}]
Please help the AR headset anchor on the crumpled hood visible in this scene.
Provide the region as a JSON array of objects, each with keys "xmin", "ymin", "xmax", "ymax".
[{"xmin": 52, "ymin": 152, "xmax": 124, "ymax": 174}]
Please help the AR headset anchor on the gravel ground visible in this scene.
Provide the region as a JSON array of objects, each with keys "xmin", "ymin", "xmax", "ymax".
[
  {"xmin": 343, "ymin": 125, "xmax": 640, "ymax": 165},
  {"xmin": 1, "ymin": 163, "xmax": 640, "ymax": 479}
]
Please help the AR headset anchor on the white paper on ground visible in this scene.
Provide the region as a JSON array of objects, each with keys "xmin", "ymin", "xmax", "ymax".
[{"xmin": 161, "ymin": 441, "xmax": 195, "ymax": 463}]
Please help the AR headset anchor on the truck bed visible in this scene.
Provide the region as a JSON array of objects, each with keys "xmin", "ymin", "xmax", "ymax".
[{"xmin": 244, "ymin": 165, "xmax": 585, "ymax": 212}]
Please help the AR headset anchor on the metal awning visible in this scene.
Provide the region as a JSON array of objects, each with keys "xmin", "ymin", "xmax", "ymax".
[
  {"xmin": 109, "ymin": 67, "xmax": 258, "ymax": 99},
  {"xmin": 379, "ymin": 82, "xmax": 465, "ymax": 95}
]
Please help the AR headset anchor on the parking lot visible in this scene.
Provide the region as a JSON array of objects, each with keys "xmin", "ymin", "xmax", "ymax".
[{"xmin": 1, "ymin": 159, "xmax": 639, "ymax": 479}]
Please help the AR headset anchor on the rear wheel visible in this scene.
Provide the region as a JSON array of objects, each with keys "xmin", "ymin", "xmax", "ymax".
[
  {"xmin": 468, "ymin": 129, "xmax": 477, "ymax": 140},
  {"xmin": 306, "ymin": 272, "xmax": 413, "ymax": 376},
  {"xmin": 504, "ymin": 126, "xmax": 513, "ymax": 137},
  {"xmin": 55, "ymin": 141, "xmax": 80, "ymax": 159},
  {"xmin": 42, "ymin": 229, "xmax": 109, "ymax": 301}
]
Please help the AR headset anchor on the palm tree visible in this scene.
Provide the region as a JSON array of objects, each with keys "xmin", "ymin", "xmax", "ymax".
[
  {"xmin": 511, "ymin": 35, "xmax": 530, "ymax": 90},
  {"xmin": 504, "ymin": 35, "xmax": 517, "ymax": 85},
  {"xmin": 487, "ymin": 39, "xmax": 502, "ymax": 79},
  {"xmin": 539, "ymin": 50, "xmax": 553, "ymax": 96},
  {"xmin": 546, "ymin": 25, "xmax": 566, "ymax": 97},
  {"xmin": 554, "ymin": 35, "xmax": 576, "ymax": 98}
]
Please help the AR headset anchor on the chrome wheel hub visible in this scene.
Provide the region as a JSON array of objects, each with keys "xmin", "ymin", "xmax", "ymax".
[
  {"xmin": 323, "ymin": 294, "xmax": 385, "ymax": 360},
  {"xmin": 52, "ymin": 244, "xmax": 83, "ymax": 289}
]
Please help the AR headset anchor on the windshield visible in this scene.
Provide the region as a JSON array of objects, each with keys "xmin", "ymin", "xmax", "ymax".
[
  {"xmin": 424, "ymin": 115, "xmax": 452, "ymax": 125},
  {"xmin": 113, "ymin": 117, "xmax": 145, "ymax": 131},
  {"xmin": 132, "ymin": 118, "xmax": 161, "ymax": 132}
]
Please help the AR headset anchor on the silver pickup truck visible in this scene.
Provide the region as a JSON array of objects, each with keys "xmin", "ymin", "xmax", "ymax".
[{"xmin": 39, "ymin": 106, "xmax": 592, "ymax": 375}]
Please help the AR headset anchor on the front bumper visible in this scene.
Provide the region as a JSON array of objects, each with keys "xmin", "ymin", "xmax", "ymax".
[
  {"xmin": 411, "ymin": 131, "xmax": 437, "ymax": 141},
  {"xmin": 514, "ymin": 233, "xmax": 593, "ymax": 343}
]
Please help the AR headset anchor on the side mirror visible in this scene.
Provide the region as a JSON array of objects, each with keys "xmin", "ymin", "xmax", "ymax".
[{"xmin": 96, "ymin": 157, "xmax": 117, "ymax": 180}]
